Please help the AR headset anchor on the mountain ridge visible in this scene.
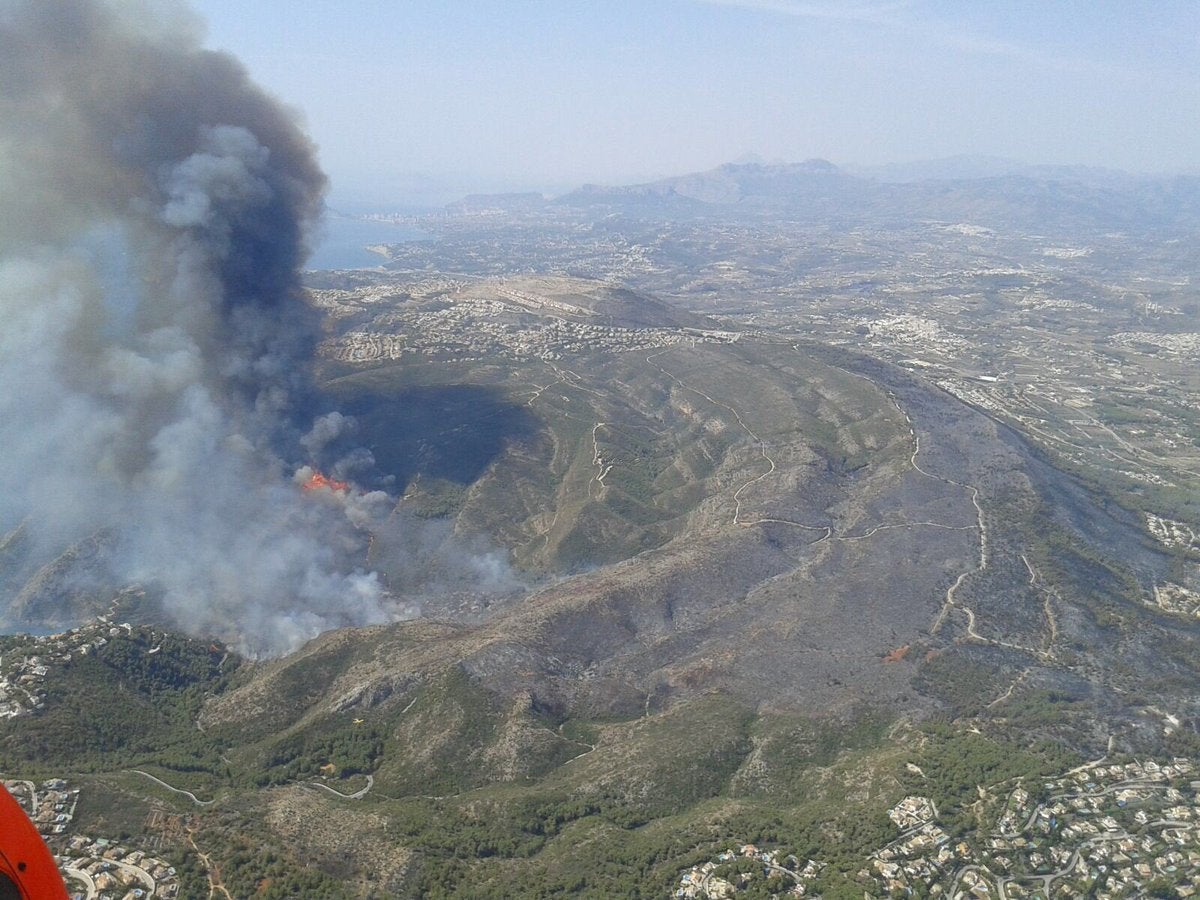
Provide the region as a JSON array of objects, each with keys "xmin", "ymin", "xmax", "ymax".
[{"xmin": 416, "ymin": 157, "xmax": 1200, "ymax": 235}]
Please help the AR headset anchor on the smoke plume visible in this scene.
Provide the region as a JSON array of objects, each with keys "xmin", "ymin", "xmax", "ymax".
[{"xmin": 0, "ymin": 0, "xmax": 477, "ymax": 655}]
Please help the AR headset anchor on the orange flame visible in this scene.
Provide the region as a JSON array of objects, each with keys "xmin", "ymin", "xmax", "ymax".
[{"xmin": 302, "ymin": 471, "xmax": 350, "ymax": 493}]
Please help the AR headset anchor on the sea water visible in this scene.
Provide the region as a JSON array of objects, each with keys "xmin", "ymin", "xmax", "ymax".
[{"xmin": 307, "ymin": 214, "xmax": 430, "ymax": 270}]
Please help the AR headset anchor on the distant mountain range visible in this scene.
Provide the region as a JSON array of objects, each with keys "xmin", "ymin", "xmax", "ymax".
[{"xmin": 446, "ymin": 157, "xmax": 1200, "ymax": 235}]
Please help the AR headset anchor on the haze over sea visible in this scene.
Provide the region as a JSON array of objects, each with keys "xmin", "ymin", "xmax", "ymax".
[{"xmin": 308, "ymin": 215, "xmax": 429, "ymax": 270}]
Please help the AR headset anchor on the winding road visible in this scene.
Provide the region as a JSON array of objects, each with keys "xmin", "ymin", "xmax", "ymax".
[
  {"xmin": 129, "ymin": 770, "xmax": 215, "ymax": 806},
  {"xmin": 62, "ymin": 866, "xmax": 97, "ymax": 900},
  {"xmin": 305, "ymin": 774, "xmax": 374, "ymax": 800}
]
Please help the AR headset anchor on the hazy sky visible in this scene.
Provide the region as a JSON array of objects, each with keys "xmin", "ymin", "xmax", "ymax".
[{"xmin": 189, "ymin": 0, "xmax": 1200, "ymax": 205}]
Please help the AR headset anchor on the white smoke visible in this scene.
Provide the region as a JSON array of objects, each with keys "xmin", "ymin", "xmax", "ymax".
[{"xmin": 0, "ymin": 0, "xmax": 468, "ymax": 655}]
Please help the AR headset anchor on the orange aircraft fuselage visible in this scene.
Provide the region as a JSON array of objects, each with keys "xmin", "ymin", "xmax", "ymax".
[{"xmin": 0, "ymin": 784, "xmax": 69, "ymax": 900}]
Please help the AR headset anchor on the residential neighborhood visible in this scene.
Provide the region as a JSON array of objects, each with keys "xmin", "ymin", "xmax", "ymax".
[
  {"xmin": 0, "ymin": 620, "xmax": 122, "ymax": 719},
  {"xmin": 677, "ymin": 755, "xmax": 1200, "ymax": 898},
  {"xmin": 4, "ymin": 777, "xmax": 181, "ymax": 900},
  {"xmin": 311, "ymin": 275, "xmax": 742, "ymax": 365},
  {"xmin": 676, "ymin": 844, "xmax": 825, "ymax": 898}
]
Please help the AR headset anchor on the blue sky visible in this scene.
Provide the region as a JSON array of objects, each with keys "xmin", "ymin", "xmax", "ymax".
[{"xmin": 189, "ymin": 0, "xmax": 1200, "ymax": 205}]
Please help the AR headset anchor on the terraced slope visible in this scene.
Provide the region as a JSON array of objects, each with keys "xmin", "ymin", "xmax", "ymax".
[{"xmin": 2, "ymin": 274, "xmax": 1196, "ymax": 897}]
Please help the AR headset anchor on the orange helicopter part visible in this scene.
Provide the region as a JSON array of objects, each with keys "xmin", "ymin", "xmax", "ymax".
[{"xmin": 0, "ymin": 784, "xmax": 68, "ymax": 899}]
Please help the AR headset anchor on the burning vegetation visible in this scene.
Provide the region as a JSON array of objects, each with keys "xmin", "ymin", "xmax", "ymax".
[{"xmin": 301, "ymin": 471, "xmax": 351, "ymax": 494}]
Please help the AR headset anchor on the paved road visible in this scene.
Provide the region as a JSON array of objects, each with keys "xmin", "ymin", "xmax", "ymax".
[
  {"xmin": 110, "ymin": 858, "xmax": 156, "ymax": 896},
  {"xmin": 3, "ymin": 779, "xmax": 39, "ymax": 814},
  {"xmin": 1018, "ymin": 777, "xmax": 1163, "ymax": 833},
  {"xmin": 948, "ymin": 864, "xmax": 988, "ymax": 899},
  {"xmin": 306, "ymin": 774, "xmax": 373, "ymax": 800},
  {"xmin": 62, "ymin": 866, "xmax": 97, "ymax": 900},
  {"xmin": 1065, "ymin": 735, "xmax": 1115, "ymax": 776},
  {"xmin": 130, "ymin": 770, "xmax": 215, "ymax": 806}
]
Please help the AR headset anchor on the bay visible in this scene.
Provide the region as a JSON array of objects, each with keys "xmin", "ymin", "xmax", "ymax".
[{"xmin": 306, "ymin": 214, "xmax": 430, "ymax": 270}]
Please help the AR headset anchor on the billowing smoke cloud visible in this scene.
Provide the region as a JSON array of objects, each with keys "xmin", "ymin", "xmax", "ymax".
[{"xmin": 0, "ymin": 0, "xmax": 504, "ymax": 655}]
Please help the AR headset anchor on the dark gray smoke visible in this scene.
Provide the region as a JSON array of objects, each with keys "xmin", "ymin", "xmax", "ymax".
[{"xmin": 0, "ymin": 0, "xmax": 492, "ymax": 655}]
